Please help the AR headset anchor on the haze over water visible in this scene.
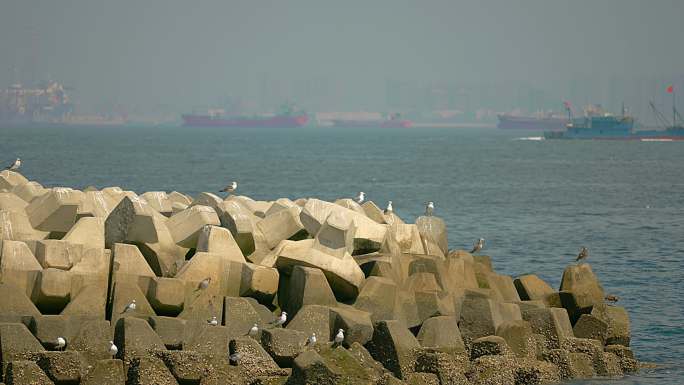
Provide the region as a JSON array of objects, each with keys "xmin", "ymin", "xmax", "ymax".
[{"xmin": 1, "ymin": 125, "xmax": 683, "ymax": 384}]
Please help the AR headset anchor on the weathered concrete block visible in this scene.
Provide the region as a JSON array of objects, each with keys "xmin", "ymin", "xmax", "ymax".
[
  {"xmin": 12, "ymin": 180, "xmax": 48, "ymax": 203},
  {"xmin": 366, "ymin": 320, "xmax": 420, "ymax": 380},
  {"xmin": 560, "ymin": 263, "xmax": 605, "ymax": 311},
  {"xmin": 0, "ymin": 191, "xmax": 28, "ymax": 212},
  {"xmin": 0, "ymin": 210, "xmax": 50, "ymax": 242},
  {"xmin": 361, "ymin": 201, "xmax": 388, "ymax": 224},
  {"xmin": 223, "ymin": 296, "xmax": 265, "ymax": 340},
  {"xmin": 471, "ymin": 335, "xmax": 514, "ymax": 360},
  {"xmin": 485, "ymin": 273, "xmax": 521, "ymax": 302},
  {"xmin": 113, "ymin": 317, "xmax": 166, "ymax": 360},
  {"xmin": 0, "ymin": 170, "xmax": 29, "ymax": 192},
  {"xmin": 183, "ymin": 323, "xmax": 230, "ymax": 355},
  {"xmin": 81, "ymin": 359, "xmax": 125, "ymax": 385},
  {"xmin": 257, "ymin": 207, "xmax": 307, "ymax": 249},
  {"xmin": 415, "ymin": 215, "xmax": 448, "ymax": 257},
  {"xmin": 62, "ymin": 216, "xmax": 105, "ymax": 250},
  {"xmin": 32, "ymin": 268, "xmax": 72, "ymax": 314},
  {"xmin": 141, "ymin": 191, "xmax": 174, "ymax": 216},
  {"xmin": 592, "ymin": 304, "xmax": 631, "ymax": 346},
  {"xmin": 573, "ymin": 314, "xmax": 608, "ymax": 344},
  {"xmin": 522, "ymin": 307, "xmax": 573, "ymax": 350},
  {"xmin": 104, "ymin": 195, "xmax": 162, "ymax": 247},
  {"xmin": 468, "ymin": 355, "xmax": 517, "ymax": 385},
  {"xmin": 25, "ymin": 188, "xmax": 80, "ymax": 233},
  {"xmin": 126, "ymin": 356, "xmax": 179, "ymax": 384},
  {"xmin": 77, "ymin": 190, "xmax": 115, "ymax": 219},
  {"xmin": 32, "ymin": 351, "xmax": 82, "ymax": 383},
  {"xmin": 196, "ymin": 225, "xmax": 246, "ymax": 262},
  {"xmin": 0, "ymin": 240, "xmax": 43, "ymax": 272},
  {"xmin": 353, "ymin": 276, "xmax": 397, "ymax": 322},
  {"xmin": 167, "ymin": 205, "xmax": 220, "ymax": 248},
  {"xmin": 496, "ymin": 320, "xmax": 536, "ymax": 358},
  {"xmin": 111, "ymin": 243, "xmax": 157, "ymax": 281},
  {"xmin": 261, "ymin": 328, "xmax": 307, "ymax": 367},
  {"xmin": 34, "ymin": 240, "xmax": 81, "ymax": 270},
  {"xmin": 330, "ymin": 305, "xmax": 374, "ymax": 346},
  {"xmin": 514, "ymin": 274, "xmax": 555, "ymax": 301},
  {"xmin": 148, "ymin": 316, "xmax": 187, "ymax": 349},
  {"xmin": 0, "ymin": 282, "xmax": 42, "ymax": 317},
  {"xmin": 390, "ymin": 224, "xmax": 425, "ymax": 254},
  {"xmin": 0, "ymin": 322, "xmax": 46, "ymax": 376},
  {"xmin": 4, "ymin": 360, "xmax": 55, "ymax": 385},
  {"xmin": 286, "ymin": 304, "xmax": 334, "ymax": 343},
  {"xmin": 458, "ymin": 294, "xmax": 522, "ymax": 344},
  {"xmin": 229, "ymin": 337, "xmax": 288, "ymax": 378},
  {"xmin": 281, "ymin": 266, "xmax": 337, "ymax": 316},
  {"xmin": 238, "ymin": 262, "xmax": 279, "ymax": 303},
  {"xmin": 66, "ymin": 319, "xmax": 112, "ymax": 364},
  {"xmin": 147, "ymin": 277, "xmax": 185, "ymax": 316},
  {"xmin": 514, "ymin": 358, "xmax": 561, "ymax": 385},
  {"xmin": 417, "ymin": 316, "xmax": 466, "ymax": 356}
]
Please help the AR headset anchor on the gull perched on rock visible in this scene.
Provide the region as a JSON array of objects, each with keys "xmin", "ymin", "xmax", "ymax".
[
  {"xmin": 605, "ymin": 294, "xmax": 620, "ymax": 303},
  {"xmin": 306, "ymin": 333, "xmax": 317, "ymax": 346},
  {"xmin": 219, "ymin": 181, "xmax": 238, "ymax": 194},
  {"xmin": 272, "ymin": 311, "xmax": 287, "ymax": 327},
  {"xmin": 385, "ymin": 201, "xmax": 393, "ymax": 214},
  {"xmin": 248, "ymin": 323, "xmax": 259, "ymax": 337},
  {"xmin": 197, "ymin": 277, "xmax": 211, "ymax": 291},
  {"xmin": 108, "ymin": 341, "xmax": 118, "ymax": 357},
  {"xmin": 355, "ymin": 192, "xmax": 365, "ymax": 204},
  {"xmin": 470, "ymin": 238, "xmax": 485, "ymax": 254},
  {"xmin": 56, "ymin": 337, "xmax": 66, "ymax": 351},
  {"xmin": 576, "ymin": 247, "xmax": 589, "ymax": 262},
  {"xmin": 122, "ymin": 299, "xmax": 136, "ymax": 313},
  {"xmin": 425, "ymin": 202, "xmax": 434, "ymax": 216},
  {"xmin": 208, "ymin": 316, "xmax": 219, "ymax": 326},
  {"xmin": 333, "ymin": 329, "xmax": 345, "ymax": 346},
  {"xmin": 4, "ymin": 158, "xmax": 20, "ymax": 171},
  {"xmin": 229, "ymin": 352, "xmax": 242, "ymax": 366}
]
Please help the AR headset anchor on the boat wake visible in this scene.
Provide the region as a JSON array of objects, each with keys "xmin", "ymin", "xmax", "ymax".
[{"xmin": 514, "ymin": 136, "xmax": 545, "ymax": 141}]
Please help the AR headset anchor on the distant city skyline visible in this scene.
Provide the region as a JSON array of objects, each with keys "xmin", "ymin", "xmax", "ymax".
[{"xmin": 2, "ymin": 0, "xmax": 683, "ymax": 121}]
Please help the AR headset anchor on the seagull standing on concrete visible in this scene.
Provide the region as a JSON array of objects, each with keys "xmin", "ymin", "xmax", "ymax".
[
  {"xmin": 425, "ymin": 202, "xmax": 434, "ymax": 216},
  {"xmin": 605, "ymin": 295, "xmax": 620, "ymax": 303},
  {"xmin": 470, "ymin": 238, "xmax": 485, "ymax": 254},
  {"xmin": 248, "ymin": 323, "xmax": 259, "ymax": 337},
  {"xmin": 306, "ymin": 333, "xmax": 317, "ymax": 346},
  {"xmin": 209, "ymin": 316, "xmax": 219, "ymax": 326},
  {"xmin": 4, "ymin": 158, "xmax": 20, "ymax": 171},
  {"xmin": 56, "ymin": 337, "xmax": 66, "ymax": 351},
  {"xmin": 354, "ymin": 192, "xmax": 365, "ymax": 204},
  {"xmin": 219, "ymin": 181, "xmax": 238, "ymax": 194},
  {"xmin": 385, "ymin": 201, "xmax": 393, "ymax": 214},
  {"xmin": 229, "ymin": 352, "xmax": 242, "ymax": 366},
  {"xmin": 273, "ymin": 311, "xmax": 287, "ymax": 327},
  {"xmin": 122, "ymin": 299, "xmax": 137, "ymax": 313},
  {"xmin": 108, "ymin": 341, "xmax": 118, "ymax": 357},
  {"xmin": 333, "ymin": 329, "xmax": 345, "ymax": 346},
  {"xmin": 197, "ymin": 277, "xmax": 211, "ymax": 291},
  {"xmin": 576, "ymin": 247, "xmax": 589, "ymax": 262}
]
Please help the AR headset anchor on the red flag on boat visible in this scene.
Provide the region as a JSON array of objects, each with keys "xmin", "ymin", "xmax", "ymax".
[{"xmin": 666, "ymin": 85, "xmax": 674, "ymax": 93}]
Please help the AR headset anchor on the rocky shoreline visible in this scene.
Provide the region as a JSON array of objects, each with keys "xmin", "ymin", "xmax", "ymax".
[{"xmin": 0, "ymin": 169, "xmax": 638, "ymax": 384}]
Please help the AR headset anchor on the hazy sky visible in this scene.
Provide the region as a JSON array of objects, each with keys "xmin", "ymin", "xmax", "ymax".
[{"xmin": 2, "ymin": 0, "xmax": 683, "ymax": 114}]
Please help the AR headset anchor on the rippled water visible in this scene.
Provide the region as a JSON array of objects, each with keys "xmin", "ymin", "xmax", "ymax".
[{"xmin": 1, "ymin": 125, "xmax": 683, "ymax": 383}]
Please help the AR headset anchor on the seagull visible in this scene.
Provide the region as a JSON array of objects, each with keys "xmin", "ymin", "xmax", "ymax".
[
  {"xmin": 121, "ymin": 299, "xmax": 136, "ymax": 313},
  {"xmin": 229, "ymin": 352, "xmax": 242, "ymax": 366},
  {"xmin": 470, "ymin": 238, "xmax": 485, "ymax": 254},
  {"xmin": 576, "ymin": 247, "xmax": 589, "ymax": 262},
  {"xmin": 425, "ymin": 202, "xmax": 434, "ymax": 216},
  {"xmin": 605, "ymin": 294, "xmax": 620, "ymax": 303},
  {"xmin": 208, "ymin": 316, "xmax": 219, "ymax": 326},
  {"xmin": 385, "ymin": 201, "xmax": 393, "ymax": 214},
  {"xmin": 108, "ymin": 341, "xmax": 118, "ymax": 357},
  {"xmin": 56, "ymin": 337, "xmax": 66, "ymax": 351},
  {"xmin": 354, "ymin": 192, "xmax": 365, "ymax": 204},
  {"xmin": 196, "ymin": 277, "xmax": 211, "ymax": 291},
  {"xmin": 4, "ymin": 158, "xmax": 20, "ymax": 171},
  {"xmin": 273, "ymin": 311, "xmax": 287, "ymax": 327},
  {"xmin": 306, "ymin": 333, "xmax": 317, "ymax": 346},
  {"xmin": 333, "ymin": 329, "xmax": 345, "ymax": 346},
  {"xmin": 248, "ymin": 323, "xmax": 259, "ymax": 337},
  {"xmin": 219, "ymin": 181, "xmax": 238, "ymax": 194}
]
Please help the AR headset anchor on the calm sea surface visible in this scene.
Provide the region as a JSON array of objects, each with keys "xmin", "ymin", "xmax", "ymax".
[{"xmin": 1, "ymin": 125, "xmax": 683, "ymax": 383}]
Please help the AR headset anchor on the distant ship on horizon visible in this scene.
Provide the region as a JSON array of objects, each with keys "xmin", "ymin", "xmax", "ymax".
[
  {"xmin": 182, "ymin": 104, "xmax": 308, "ymax": 128},
  {"xmin": 497, "ymin": 110, "xmax": 568, "ymax": 130},
  {"xmin": 331, "ymin": 113, "xmax": 413, "ymax": 128}
]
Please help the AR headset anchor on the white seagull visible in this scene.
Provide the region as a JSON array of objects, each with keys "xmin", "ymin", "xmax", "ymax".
[
  {"xmin": 355, "ymin": 192, "xmax": 365, "ymax": 204},
  {"xmin": 307, "ymin": 333, "xmax": 317, "ymax": 346},
  {"xmin": 122, "ymin": 299, "xmax": 136, "ymax": 313},
  {"xmin": 4, "ymin": 158, "xmax": 20, "ymax": 171},
  {"xmin": 108, "ymin": 341, "xmax": 118, "ymax": 357},
  {"xmin": 56, "ymin": 337, "xmax": 66, "ymax": 351},
  {"xmin": 209, "ymin": 316, "xmax": 219, "ymax": 326},
  {"xmin": 470, "ymin": 238, "xmax": 485, "ymax": 254},
  {"xmin": 385, "ymin": 201, "xmax": 393, "ymax": 214},
  {"xmin": 425, "ymin": 202, "xmax": 434, "ymax": 216},
  {"xmin": 197, "ymin": 277, "xmax": 211, "ymax": 291},
  {"xmin": 229, "ymin": 352, "xmax": 242, "ymax": 365},
  {"xmin": 248, "ymin": 323, "xmax": 259, "ymax": 337},
  {"xmin": 220, "ymin": 181, "xmax": 238, "ymax": 194},
  {"xmin": 334, "ymin": 329, "xmax": 345, "ymax": 346},
  {"xmin": 274, "ymin": 311, "xmax": 287, "ymax": 327}
]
